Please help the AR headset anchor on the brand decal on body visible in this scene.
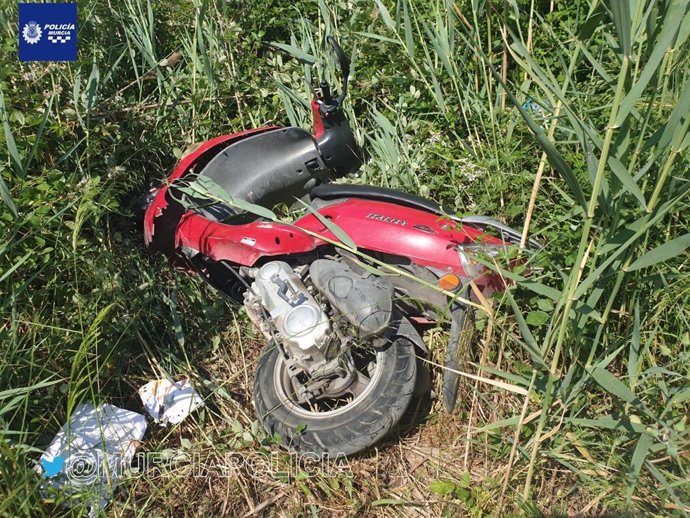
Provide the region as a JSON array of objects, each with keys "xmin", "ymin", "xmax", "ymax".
[{"xmin": 366, "ymin": 213, "xmax": 407, "ymax": 226}]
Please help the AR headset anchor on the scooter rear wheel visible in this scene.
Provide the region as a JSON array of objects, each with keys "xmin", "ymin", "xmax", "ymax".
[{"xmin": 253, "ymin": 335, "xmax": 419, "ymax": 457}]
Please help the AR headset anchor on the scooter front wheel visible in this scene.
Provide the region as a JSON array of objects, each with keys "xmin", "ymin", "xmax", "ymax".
[{"xmin": 253, "ymin": 335, "xmax": 419, "ymax": 458}]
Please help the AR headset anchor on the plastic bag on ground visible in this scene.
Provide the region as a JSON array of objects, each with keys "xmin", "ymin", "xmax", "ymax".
[
  {"xmin": 138, "ymin": 378, "xmax": 204, "ymax": 426},
  {"xmin": 37, "ymin": 403, "xmax": 147, "ymax": 516}
]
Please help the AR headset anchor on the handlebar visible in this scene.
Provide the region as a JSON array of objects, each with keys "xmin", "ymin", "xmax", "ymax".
[{"xmin": 327, "ymin": 36, "xmax": 349, "ymax": 107}]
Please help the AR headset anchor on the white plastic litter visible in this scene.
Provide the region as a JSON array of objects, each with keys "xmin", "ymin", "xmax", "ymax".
[
  {"xmin": 37, "ymin": 403, "xmax": 147, "ymax": 515},
  {"xmin": 138, "ymin": 378, "xmax": 204, "ymax": 425}
]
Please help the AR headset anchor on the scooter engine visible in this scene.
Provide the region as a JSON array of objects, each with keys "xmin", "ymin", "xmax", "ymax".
[
  {"xmin": 244, "ymin": 261, "xmax": 333, "ymax": 374},
  {"xmin": 244, "ymin": 259, "xmax": 396, "ymax": 403}
]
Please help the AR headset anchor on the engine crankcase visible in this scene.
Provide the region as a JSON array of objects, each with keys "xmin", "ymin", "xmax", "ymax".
[
  {"xmin": 309, "ymin": 259, "xmax": 393, "ymax": 338},
  {"xmin": 246, "ymin": 261, "xmax": 331, "ymax": 367}
]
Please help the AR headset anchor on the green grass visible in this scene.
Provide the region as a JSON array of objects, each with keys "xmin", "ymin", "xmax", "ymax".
[{"xmin": 1, "ymin": 0, "xmax": 689, "ymax": 516}]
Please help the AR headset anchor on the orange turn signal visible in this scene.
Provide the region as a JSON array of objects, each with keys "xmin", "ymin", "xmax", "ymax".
[{"xmin": 438, "ymin": 274, "xmax": 461, "ymax": 291}]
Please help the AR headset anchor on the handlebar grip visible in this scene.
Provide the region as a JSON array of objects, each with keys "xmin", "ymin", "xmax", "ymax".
[{"xmin": 327, "ymin": 36, "xmax": 350, "ymax": 79}]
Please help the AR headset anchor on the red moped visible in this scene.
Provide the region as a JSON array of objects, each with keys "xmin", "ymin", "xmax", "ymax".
[{"xmin": 142, "ymin": 38, "xmax": 537, "ymax": 456}]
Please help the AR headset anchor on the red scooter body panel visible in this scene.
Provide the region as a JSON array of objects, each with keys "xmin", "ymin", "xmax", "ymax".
[
  {"xmin": 172, "ymin": 198, "xmax": 503, "ymax": 277},
  {"xmin": 175, "ymin": 212, "xmax": 320, "ymax": 265},
  {"xmin": 145, "ymin": 128, "xmax": 505, "ymax": 281},
  {"xmin": 296, "ymin": 198, "xmax": 503, "ymax": 273}
]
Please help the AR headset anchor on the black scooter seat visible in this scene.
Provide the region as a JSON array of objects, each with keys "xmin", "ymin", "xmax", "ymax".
[
  {"xmin": 198, "ymin": 127, "xmax": 330, "ymax": 206},
  {"xmin": 182, "ymin": 127, "xmax": 331, "ymax": 222}
]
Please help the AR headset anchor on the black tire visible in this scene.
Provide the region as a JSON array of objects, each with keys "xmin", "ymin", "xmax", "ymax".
[
  {"xmin": 396, "ymin": 353, "xmax": 432, "ymax": 435},
  {"xmin": 253, "ymin": 335, "xmax": 418, "ymax": 458},
  {"xmin": 442, "ymin": 305, "xmax": 475, "ymax": 412}
]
